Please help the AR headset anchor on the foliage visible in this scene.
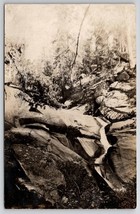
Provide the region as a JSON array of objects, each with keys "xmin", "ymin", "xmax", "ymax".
[
  {"xmin": 5, "ymin": 41, "xmax": 62, "ymax": 109},
  {"xmin": 5, "ymin": 14, "xmax": 136, "ymax": 109}
]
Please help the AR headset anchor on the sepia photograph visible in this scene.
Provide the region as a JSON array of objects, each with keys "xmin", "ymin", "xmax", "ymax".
[{"xmin": 4, "ymin": 4, "xmax": 136, "ymax": 209}]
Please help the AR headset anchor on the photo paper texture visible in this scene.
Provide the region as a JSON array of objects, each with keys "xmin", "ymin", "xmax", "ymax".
[{"xmin": 4, "ymin": 4, "xmax": 136, "ymax": 208}]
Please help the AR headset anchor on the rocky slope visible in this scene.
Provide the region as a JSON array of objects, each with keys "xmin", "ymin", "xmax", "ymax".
[{"xmin": 4, "ymin": 84, "xmax": 136, "ymax": 208}]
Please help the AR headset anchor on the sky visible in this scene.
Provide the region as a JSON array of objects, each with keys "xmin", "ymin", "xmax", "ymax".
[{"xmin": 5, "ymin": 4, "xmax": 136, "ymax": 62}]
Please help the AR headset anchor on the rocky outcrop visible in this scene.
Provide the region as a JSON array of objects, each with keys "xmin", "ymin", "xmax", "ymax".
[
  {"xmin": 5, "ymin": 125, "xmax": 118, "ymax": 208},
  {"xmin": 96, "ymin": 90, "xmax": 135, "ymax": 121},
  {"xmin": 67, "ymin": 64, "xmax": 136, "ymax": 122},
  {"xmin": 5, "ymin": 120, "xmax": 136, "ymax": 208},
  {"xmin": 94, "ymin": 69, "xmax": 136, "ymax": 121},
  {"xmin": 110, "ymin": 81, "xmax": 135, "ymax": 92},
  {"xmin": 4, "ymin": 85, "xmax": 136, "ymax": 208}
]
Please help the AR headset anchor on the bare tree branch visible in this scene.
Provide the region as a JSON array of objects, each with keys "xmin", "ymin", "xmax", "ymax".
[{"xmin": 70, "ymin": 5, "xmax": 90, "ymax": 73}]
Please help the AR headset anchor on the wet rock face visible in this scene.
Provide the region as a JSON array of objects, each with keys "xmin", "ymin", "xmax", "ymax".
[
  {"xmin": 4, "ymin": 128, "xmax": 107, "ymax": 208},
  {"xmin": 5, "ymin": 113, "xmax": 136, "ymax": 208}
]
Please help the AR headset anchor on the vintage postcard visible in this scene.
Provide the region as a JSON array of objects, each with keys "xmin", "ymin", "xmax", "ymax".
[{"xmin": 4, "ymin": 4, "xmax": 136, "ymax": 208}]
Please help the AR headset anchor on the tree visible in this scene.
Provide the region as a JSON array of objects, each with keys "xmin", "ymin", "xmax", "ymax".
[{"xmin": 5, "ymin": 41, "xmax": 62, "ymax": 109}]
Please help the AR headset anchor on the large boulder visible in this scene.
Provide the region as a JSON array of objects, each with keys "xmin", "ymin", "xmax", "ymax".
[{"xmin": 5, "ymin": 127, "xmax": 106, "ymax": 208}]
